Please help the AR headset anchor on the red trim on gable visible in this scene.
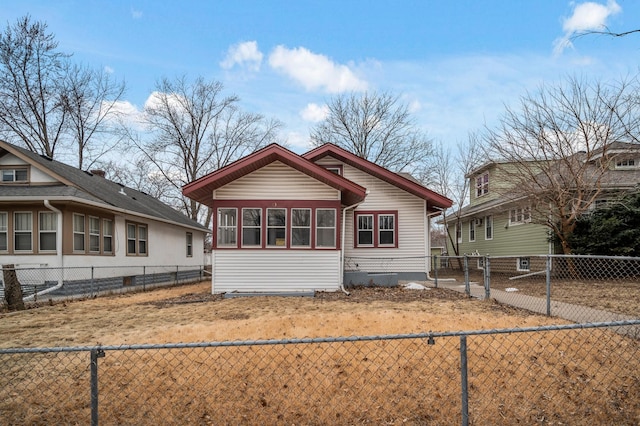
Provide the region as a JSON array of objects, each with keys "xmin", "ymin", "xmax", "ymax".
[
  {"xmin": 182, "ymin": 144, "xmax": 366, "ymax": 207},
  {"xmin": 303, "ymin": 144, "xmax": 452, "ymax": 210}
]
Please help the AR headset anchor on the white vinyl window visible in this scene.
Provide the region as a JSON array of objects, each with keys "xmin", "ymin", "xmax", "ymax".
[
  {"xmin": 476, "ymin": 173, "xmax": 489, "ymax": 197},
  {"xmin": 186, "ymin": 232, "xmax": 193, "ymax": 257},
  {"xmin": 469, "ymin": 220, "xmax": 476, "ymax": 242},
  {"xmin": 509, "ymin": 207, "xmax": 531, "ymax": 225},
  {"xmin": 103, "ymin": 219, "xmax": 113, "ymax": 253},
  {"xmin": 0, "ymin": 212, "xmax": 7, "ymax": 251},
  {"xmin": 357, "ymin": 214, "xmax": 374, "ymax": 246},
  {"xmin": 485, "ymin": 215, "xmax": 493, "ymax": 240},
  {"xmin": 291, "ymin": 208, "xmax": 311, "ymax": 247},
  {"xmin": 14, "ymin": 212, "xmax": 33, "ymax": 251},
  {"xmin": 267, "ymin": 208, "xmax": 286, "ymax": 247},
  {"xmin": 242, "ymin": 208, "xmax": 261, "ymax": 247},
  {"xmin": 316, "ymin": 209, "xmax": 336, "ymax": 248},
  {"xmin": 127, "ymin": 222, "xmax": 147, "ymax": 255},
  {"xmin": 73, "ymin": 214, "xmax": 85, "ymax": 252},
  {"xmin": 217, "ymin": 208, "xmax": 237, "ymax": 247},
  {"xmin": 1, "ymin": 168, "xmax": 28, "ymax": 182},
  {"xmin": 378, "ymin": 214, "xmax": 395, "ymax": 246},
  {"xmin": 89, "ymin": 216, "xmax": 100, "ymax": 253},
  {"xmin": 39, "ymin": 212, "xmax": 57, "ymax": 252},
  {"xmin": 138, "ymin": 225, "xmax": 147, "ymax": 255}
]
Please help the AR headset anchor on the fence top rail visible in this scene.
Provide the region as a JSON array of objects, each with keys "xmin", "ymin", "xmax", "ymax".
[
  {"xmin": 0, "ymin": 265, "xmax": 206, "ymax": 271},
  {"xmin": 1, "ymin": 320, "xmax": 638, "ymax": 355},
  {"xmin": 438, "ymin": 254, "xmax": 640, "ymax": 261}
]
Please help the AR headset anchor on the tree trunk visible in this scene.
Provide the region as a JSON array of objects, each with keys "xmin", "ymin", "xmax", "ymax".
[{"xmin": 3, "ymin": 264, "xmax": 26, "ymax": 311}]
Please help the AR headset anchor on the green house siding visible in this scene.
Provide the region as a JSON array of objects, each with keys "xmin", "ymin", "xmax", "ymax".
[{"xmin": 446, "ymin": 211, "xmax": 550, "ymax": 256}]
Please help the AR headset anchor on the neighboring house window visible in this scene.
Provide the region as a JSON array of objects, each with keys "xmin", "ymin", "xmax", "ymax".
[
  {"xmin": 477, "ymin": 257, "xmax": 484, "ymax": 270},
  {"xmin": 0, "ymin": 212, "xmax": 7, "ymax": 251},
  {"xmin": 242, "ymin": 208, "xmax": 262, "ymax": 247},
  {"xmin": 456, "ymin": 222, "xmax": 462, "ymax": 244},
  {"xmin": 14, "ymin": 212, "xmax": 32, "ymax": 252},
  {"xmin": 316, "ymin": 209, "xmax": 336, "ymax": 248},
  {"xmin": 103, "ymin": 219, "xmax": 113, "ymax": 254},
  {"xmin": 476, "ymin": 173, "xmax": 489, "ymax": 197},
  {"xmin": 615, "ymin": 158, "xmax": 636, "ymax": 169},
  {"xmin": 291, "ymin": 208, "xmax": 311, "ymax": 247},
  {"xmin": 1, "ymin": 167, "xmax": 28, "ymax": 182},
  {"xmin": 89, "ymin": 216, "xmax": 100, "ymax": 253},
  {"xmin": 186, "ymin": 232, "xmax": 193, "ymax": 257},
  {"xmin": 357, "ymin": 214, "xmax": 374, "ymax": 246},
  {"xmin": 73, "ymin": 214, "xmax": 85, "ymax": 252},
  {"xmin": 39, "ymin": 212, "xmax": 57, "ymax": 252},
  {"xmin": 126, "ymin": 222, "xmax": 148, "ymax": 255},
  {"xmin": 267, "ymin": 208, "xmax": 286, "ymax": 247},
  {"xmin": 355, "ymin": 211, "xmax": 398, "ymax": 248},
  {"xmin": 485, "ymin": 215, "xmax": 493, "ymax": 240},
  {"xmin": 324, "ymin": 165, "xmax": 342, "ymax": 175},
  {"xmin": 217, "ymin": 208, "xmax": 237, "ymax": 247},
  {"xmin": 517, "ymin": 257, "xmax": 530, "ymax": 272},
  {"xmin": 509, "ymin": 207, "xmax": 531, "ymax": 225},
  {"xmin": 469, "ymin": 220, "xmax": 476, "ymax": 242}
]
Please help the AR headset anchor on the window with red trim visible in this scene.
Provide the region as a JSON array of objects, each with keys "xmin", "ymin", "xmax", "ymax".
[{"xmin": 354, "ymin": 211, "xmax": 398, "ymax": 248}]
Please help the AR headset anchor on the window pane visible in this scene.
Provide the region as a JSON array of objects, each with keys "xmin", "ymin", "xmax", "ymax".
[
  {"xmin": 0, "ymin": 233, "xmax": 6, "ymax": 251},
  {"xmin": 291, "ymin": 209, "xmax": 310, "ymax": 227},
  {"xmin": 0, "ymin": 212, "xmax": 6, "ymax": 230},
  {"xmin": 358, "ymin": 215, "xmax": 372, "ymax": 230},
  {"xmin": 291, "ymin": 209, "xmax": 311, "ymax": 247},
  {"xmin": 379, "ymin": 231, "xmax": 394, "ymax": 245},
  {"xmin": 74, "ymin": 233, "xmax": 85, "ymax": 251},
  {"xmin": 217, "ymin": 209, "xmax": 237, "ymax": 246},
  {"xmin": 267, "ymin": 209, "xmax": 286, "ymax": 226},
  {"xmin": 317, "ymin": 210, "xmax": 335, "ymax": 227},
  {"xmin": 317, "ymin": 229, "xmax": 335, "ymax": 247},
  {"xmin": 15, "ymin": 213, "xmax": 32, "ymax": 231},
  {"xmin": 267, "ymin": 227, "xmax": 286, "ymax": 246},
  {"xmin": 242, "ymin": 208, "xmax": 261, "ymax": 246},
  {"xmin": 138, "ymin": 225, "xmax": 147, "ymax": 240},
  {"xmin": 292, "ymin": 228, "xmax": 311, "ymax": 246},
  {"xmin": 90, "ymin": 235, "xmax": 100, "ymax": 252},
  {"xmin": 40, "ymin": 212, "xmax": 56, "ymax": 231},
  {"xmin": 15, "ymin": 233, "xmax": 32, "ymax": 251},
  {"xmin": 73, "ymin": 214, "xmax": 84, "ymax": 232},
  {"xmin": 127, "ymin": 239, "xmax": 136, "ymax": 254},
  {"xmin": 103, "ymin": 220, "xmax": 113, "ymax": 253},
  {"xmin": 89, "ymin": 217, "xmax": 100, "ymax": 234},
  {"xmin": 15, "ymin": 169, "xmax": 27, "ymax": 181},
  {"xmin": 357, "ymin": 214, "xmax": 373, "ymax": 246},
  {"xmin": 186, "ymin": 232, "xmax": 193, "ymax": 257},
  {"xmin": 139, "ymin": 240, "xmax": 147, "ymax": 255},
  {"xmin": 243, "ymin": 209, "xmax": 261, "ymax": 227},
  {"xmin": 358, "ymin": 230, "xmax": 373, "ymax": 245},
  {"xmin": 127, "ymin": 223, "xmax": 136, "ymax": 239},
  {"xmin": 40, "ymin": 233, "xmax": 56, "ymax": 251},
  {"xmin": 267, "ymin": 209, "xmax": 286, "ymax": 246},
  {"xmin": 379, "ymin": 214, "xmax": 394, "ymax": 244},
  {"xmin": 104, "ymin": 236, "xmax": 113, "ymax": 253},
  {"xmin": 2, "ymin": 170, "xmax": 12, "ymax": 182},
  {"xmin": 243, "ymin": 228, "xmax": 261, "ymax": 246}
]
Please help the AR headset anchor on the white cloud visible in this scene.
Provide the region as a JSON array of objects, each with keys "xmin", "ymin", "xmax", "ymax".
[
  {"xmin": 104, "ymin": 65, "xmax": 114, "ymax": 74},
  {"xmin": 300, "ymin": 103, "xmax": 329, "ymax": 122},
  {"xmin": 131, "ymin": 8, "xmax": 143, "ymax": 19},
  {"xmin": 268, "ymin": 45, "xmax": 368, "ymax": 93},
  {"xmin": 285, "ymin": 131, "xmax": 312, "ymax": 150},
  {"xmin": 220, "ymin": 41, "xmax": 263, "ymax": 72},
  {"xmin": 553, "ymin": 0, "xmax": 622, "ymax": 55}
]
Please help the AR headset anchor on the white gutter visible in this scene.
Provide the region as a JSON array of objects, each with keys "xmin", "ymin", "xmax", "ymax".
[
  {"xmin": 24, "ymin": 201, "xmax": 64, "ymax": 300},
  {"xmin": 425, "ymin": 204, "xmax": 455, "ymax": 282},
  {"xmin": 340, "ymin": 198, "xmax": 366, "ymax": 295}
]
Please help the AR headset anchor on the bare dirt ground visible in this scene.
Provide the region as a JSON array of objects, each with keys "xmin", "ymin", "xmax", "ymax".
[{"xmin": 1, "ymin": 282, "xmax": 638, "ymax": 425}]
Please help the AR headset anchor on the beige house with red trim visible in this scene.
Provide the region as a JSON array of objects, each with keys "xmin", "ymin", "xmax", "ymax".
[{"xmin": 183, "ymin": 143, "xmax": 451, "ymax": 294}]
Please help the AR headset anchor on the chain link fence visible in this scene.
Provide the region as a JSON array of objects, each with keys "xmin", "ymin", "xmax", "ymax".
[
  {"xmin": 1, "ymin": 321, "xmax": 638, "ymax": 425},
  {"xmin": 346, "ymin": 254, "xmax": 640, "ymax": 323},
  {"xmin": 0, "ymin": 265, "xmax": 207, "ymax": 306}
]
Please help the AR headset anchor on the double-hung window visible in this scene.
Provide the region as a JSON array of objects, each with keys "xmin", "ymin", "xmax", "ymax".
[
  {"xmin": 485, "ymin": 215, "xmax": 493, "ymax": 240},
  {"xmin": 89, "ymin": 216, "xmax": 100, "ymax": 253},
  {"xmin": 186, "ymin": 232, "xmax": 193, "ymax": 257},
  {"xmin": 14, "ymin": 212, "xmax": 33, "ymax": 252},
  {"xmin": 103, "ymin": 219, "xmax": 113, "ymax": 253},
  {"xmin": 127, "ymin": 222, "xmax": 148, "ymax": 255},
  {"xmin": 242, "ymin": 208, "xmax": 261, "ymax": 247},
  {"xmin": 355, "ymin": 211, "xmax": 398, "ymax": 248},
  {"xmin": 39, "ymin": 212, "xmax": 57, "ymax": 252},
  {"xmin": 217, "ymin": 208, "xmax": 237, "ymax": 247},
  {"xmin": 73, "ymin": 214, "xmax": 85, "ymax": 252},
  {"xmin": 291, "ymin": 208, "xmax": 311, "ymax": 247},
  {"xmin": 509, "ymin": 207, "xmax": 531, "ymax": 225},
  {"xmin": 267, "ymin": 208, "xmax": 286, "ymax": 247},
  {"xmin": 469, "ymin": 220, "xmax": 476, "ymax": 242},
  {"xmin": 316, "ymin": 209, "xmax": 336, "ymax": 248},
  {"xmin": 476, "ymin": 173, "xmax": 489, "ymax": 197},
  {"xmin": 0, "ymin": 212, "xmax": 8, "ymax": 251}
]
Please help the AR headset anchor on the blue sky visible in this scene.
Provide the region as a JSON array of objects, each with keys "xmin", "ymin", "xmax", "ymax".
[{"xmin": 2, "ymin": 1, "xmax": 639, "ymax": 152}]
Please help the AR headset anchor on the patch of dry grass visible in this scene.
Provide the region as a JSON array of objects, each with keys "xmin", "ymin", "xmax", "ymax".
[{"xmin": 0, "ymin": 281, "xmax": 638, "ymax": 425}]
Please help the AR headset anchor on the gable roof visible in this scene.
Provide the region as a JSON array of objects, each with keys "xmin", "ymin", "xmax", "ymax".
[
  {"xmin": 303, "ymin": 143, "xmax": 452, "ymax": 210},
  {"xmin": 0, "ymin": 140, "xmax": 208, "ymax": 232},
  {"xmin": 182, "ymin": 143, "xmax": 368, "ymax": 207}
]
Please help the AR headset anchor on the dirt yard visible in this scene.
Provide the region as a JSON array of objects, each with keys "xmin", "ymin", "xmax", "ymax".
[{"xmin": 1, "ymin": 282, "xmax": 638, "ymax": 425}]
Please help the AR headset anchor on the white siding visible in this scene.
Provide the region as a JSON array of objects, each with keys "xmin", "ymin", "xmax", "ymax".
[
  {"xmin": 341, "ymin": 163, "xmax": 428, "ymax": 273},
  {"xmin": 212, "ymin": 250, "xmax": 340, "ymax": 293},
  {"xmin": 215, "ymin": 161, "xmax": 340, "ymax": 200}
]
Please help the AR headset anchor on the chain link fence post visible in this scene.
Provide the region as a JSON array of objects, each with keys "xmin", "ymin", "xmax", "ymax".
[
  {"xmin": 91, "ymin": 348, "xmax": 105, "ymax": 426},
  {"xmin": 90, "ymin": 267, "xmax": 95, "ymax": 298},
  {"xmin": 460, "ymin": 335, "xmax": 469, "ymax": 426},
  {"xmin": 484, "ymin": 256, "xmax": 491, "ymax": 300},
  {"xmin": 546, "ymin": 255, "xmax": 552, "ymax": 316},
  {"xmin": 433, "ymin": 255, "xmax": 439, "ymax": 288},
  {"xmin": 464, "ymin": 255, "xmax": 470, "ymax": 296},
  {"xmin": 143, "ymin": 266, "xmax": 146, "ymax": 292}
]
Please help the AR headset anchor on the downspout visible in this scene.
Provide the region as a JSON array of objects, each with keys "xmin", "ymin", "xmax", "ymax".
[
  {"xmin": 25, "ymin": 200, "xmax": 64, "ymax": 300},
  {"xmin": 340, "ymin": 198, "xmax": 366, "ymax": 295},
  {"xmin": 425, "ymin": 205, "xmax": 455, "ymax": 282}
]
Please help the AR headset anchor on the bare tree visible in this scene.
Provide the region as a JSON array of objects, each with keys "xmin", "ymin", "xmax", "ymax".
[
  {"xmin": 482, "ymin": 75, "xmax": 640, "ymax": 254},
  {"xmin": 61, "ymin": 63, "xmax": 127, "ymax": 169},
  {"xmin": 310, "ymin": 91, "xmax": 434, "ymax": 177},
  {"xmin": 431, "ymin": 134, "xmax": 484, "ymax": 258},
  {"xmin": 0, "ymin": 16, "xmax": 68, "ymax": 157},
  {"xmin": 138, "ymin": 76, "xmax": 282, "ymax": 227}
]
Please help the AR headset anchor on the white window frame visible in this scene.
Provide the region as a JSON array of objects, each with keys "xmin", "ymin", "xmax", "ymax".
[
  {"xmin": 509, "ymin": 207, "xmax": 531, "ymax": 226},
  {"xmin": 14, "ymin": 211, "xmax": 33, "ymax": 252},
  {"xmin": 103, "ymin": 219, "xmax": 113, "ymax": 254},
  {"xmin": 266, "ymin": 208, "xmax": 287, "ymax": 248},
  {"xmin": 1, "ymin": 168, "xmax": 28, "ymax": 183},
  {"xmin": 357, "ymin": 214, "xmax": 374, "ymax": 247},
  {"xmin": 316, "ymin": 208, "xmax": 336, "ymax": 248},
  {"xmin": 615, "ymin": 158, "xmax": 637, "ymax": 169},
  {"xmin": 378, "ymin": 214, "xmax": 395, "ymax": 247},
  {"xmin": 138, "ymin": 225, "xmax": 147, "ymax": 255},
  {"xmin": 0, "ymin": 212, "xmax": 7, "ymax": 252},
  {"xmin": 73, "ymin": 214, "xmax": 85, "ymax": 252},
  {"xmin": 217, "ymin": 208, "xmax": 237, "ymax": 247},
  {"xmin": 291, "ymin": 208, "xmax": 311, "ymax": 248},
  {"xmin": 241, "ymin": 208, "xmax": 262, "ymax": 247},
  {"xmin": 89, "ymin": 216, "xmax": 100, "ymax": 253},
  {"xmin": 186, "ymin": 232, "xmax": 193, "ymax": 257},
  {"xmin": 469, "ymin": 220, "xmax": 476, "ymax": 242},
  {"xmin": 38, "ymin": 211, "xmax": 57, "ymax": 252},
  {"xmin": 456, "ymin": 222, "xmax": 462, "ymax": 244},
  {"xmin": 476, "ymin": 173, "xmax": 489, "ymax": 197},
  {"xmin": 485, "ymin": 215, "xmax": 493, "ymax": 240}
]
